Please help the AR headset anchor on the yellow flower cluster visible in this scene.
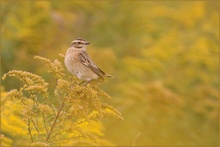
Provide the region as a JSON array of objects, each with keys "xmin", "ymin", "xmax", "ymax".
[
  {"xmin": 34, "ymin": 56, "xmax": 65, "ymax": 79},
  {"xmin": 2, "ymin": 55, "xmax": 123, "ymax": 146}
]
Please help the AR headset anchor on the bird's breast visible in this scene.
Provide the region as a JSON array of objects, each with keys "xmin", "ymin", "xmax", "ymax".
[{"xmin": 64, "ymin": 51, "xmax": 99, "ymax": 81}]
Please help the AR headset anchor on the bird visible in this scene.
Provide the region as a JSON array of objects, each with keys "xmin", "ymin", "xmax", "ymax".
[{"xmin": 64, "ymin": 38, "xmax": 113, "ymax": 85}]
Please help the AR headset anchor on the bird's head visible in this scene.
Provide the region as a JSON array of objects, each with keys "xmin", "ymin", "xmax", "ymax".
[{"xmin": 70, "ymin": 38, "xmax": 90, "ymax": 51}]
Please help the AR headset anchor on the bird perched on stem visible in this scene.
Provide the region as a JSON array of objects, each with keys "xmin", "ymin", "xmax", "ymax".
[{"xmin": 64, "ymin": 38, "xmax": 113, "ymax": 85}]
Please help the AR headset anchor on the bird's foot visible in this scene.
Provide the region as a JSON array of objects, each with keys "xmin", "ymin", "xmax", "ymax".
[{"xmin": 79, "ymin": 81, "xmax": 91, "ymax": 86}]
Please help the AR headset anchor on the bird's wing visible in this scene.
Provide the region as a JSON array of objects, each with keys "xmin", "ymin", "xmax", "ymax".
[{"xmin": 78, "ymin": 51, "xmax": 104, "ymax": 78}]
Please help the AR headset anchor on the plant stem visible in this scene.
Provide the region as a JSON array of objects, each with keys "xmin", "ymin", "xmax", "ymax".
[
  {"xmin": 43, "ymin": 93, "xmax": 56, "ymax": 115},
  {"xmin": 20, "ymin": 94, "xmax": 34, "ymax": 143},
  {"xmin": 31, "ymin": 119, "xmax": 43, "ymax": 141},
  {"xmin": 23, "ymin": 80, "xmax": 44, "ymax": 141},
  {"xmin": 27, "ymin": 119, "xmax": 34, "ymax": 143},
  {"xmin": 43, "ymin": 113, "xmax": 49, "ymax": 135},
  {"xmin": 46, "ymin": 99, "xmax": 65, "ymax": 142}
]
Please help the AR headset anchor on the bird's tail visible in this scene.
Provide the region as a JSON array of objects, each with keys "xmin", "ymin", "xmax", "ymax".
[
  {"xmin": 106, "ymin": 74, "xmax": 114, "ymax": 78},
  {"xmin": 98, "ymin": 67, "xmax": 114, "ymax": 78}
]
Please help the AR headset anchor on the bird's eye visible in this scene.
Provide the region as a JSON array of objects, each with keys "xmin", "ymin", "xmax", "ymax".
[{"xmin": 78, "ymin": 42, "xmax": 81, "ymax": 44}]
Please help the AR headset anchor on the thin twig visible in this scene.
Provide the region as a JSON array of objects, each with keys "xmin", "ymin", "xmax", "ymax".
[
  {"xmin": 31, "ymin": 119, "xmax": 43, "ymax": 141},
  {"xmin": 43, "ymin": 93, "xmax": 56, "ymax": 116},
  {"xmin": 132, "ymin": 131, "xmax": 141, "ymax": 146},
  {"xmin": 43, "ymin": 113, "xmax": 49, "ymax": 135},
  {"xmin": 29, "ymin": 98, "xmax": 43, "ymax": 141},
  {"xmin": 27, "ymin": 119, "xmax": 34, "ymax": 143},
  {"xmin": 46, "ymin": 99, "xmax": 65, "ymax": 142},
  {"xmin": 23, "ymin": 80, "xmax": 44, "ymax": 141},
  {"xmin": 20, "ymin": 95, "xmax": 34, "ymax": 143},
  {"xmin": 33, "ymin": 97, "xmax": 39, "ymax": 107},
  {"xmin": 73, "ymin": 119, "xmax": 87, "ymax": 127}
]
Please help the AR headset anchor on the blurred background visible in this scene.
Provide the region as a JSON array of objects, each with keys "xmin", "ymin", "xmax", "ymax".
[{"xmin": 1, "ymin": 0, "xmax": 219, "ymax": 146}]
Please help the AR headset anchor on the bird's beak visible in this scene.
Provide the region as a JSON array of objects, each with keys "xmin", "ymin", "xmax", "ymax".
[{"xmin": 85, "ymin": 42, "xmax": 90, "ymax": 45}]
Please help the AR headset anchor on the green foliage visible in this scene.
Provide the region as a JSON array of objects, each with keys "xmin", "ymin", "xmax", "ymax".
[{"xmin": 2, "ymin": 56, "xmax": 123, "ymax": 146}]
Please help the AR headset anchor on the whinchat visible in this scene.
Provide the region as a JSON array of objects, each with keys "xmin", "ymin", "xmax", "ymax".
[{"xmin": 64, "ymin": 38, "xmax": 112, "ymax": 84}]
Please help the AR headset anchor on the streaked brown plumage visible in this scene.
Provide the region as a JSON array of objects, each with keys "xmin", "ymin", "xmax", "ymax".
[{"xmin": 64, "ymin": 38, "xmax": 112, "ymax": 84}]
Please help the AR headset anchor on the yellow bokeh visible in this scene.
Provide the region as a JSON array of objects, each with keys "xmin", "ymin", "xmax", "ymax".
[{"xmin": 1, "ymin": 0, "xmax": 218, "ymax": 146}]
